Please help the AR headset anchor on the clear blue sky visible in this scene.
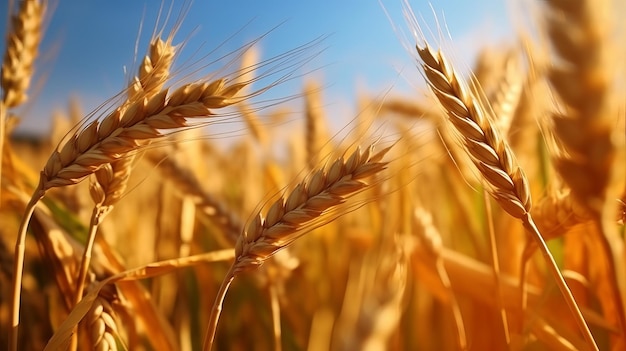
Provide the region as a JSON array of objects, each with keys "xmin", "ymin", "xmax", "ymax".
[{"xmin": 1, "ymin": 0, "xmax": 513, "ymax": 134}]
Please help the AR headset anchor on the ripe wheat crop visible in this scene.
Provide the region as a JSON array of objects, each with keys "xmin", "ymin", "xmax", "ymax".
[{"xmin": 2, "ymin": 0, "xmax": 626, "ymax": 350}]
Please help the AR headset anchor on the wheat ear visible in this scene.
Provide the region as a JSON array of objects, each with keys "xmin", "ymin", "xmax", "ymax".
[
  {"xmin": 0, "ymin": 0, "xmax": 44, "ymax": 226},
  {"xmin": 74, "ymin": 34, "xmax": 177, "ymax": 306},
  {"xmin": 86, "ymin": 288, "xmax": 124, "ymax": 351},
  {"xmin": 67, "ymin": 36, "xmax": 177, "ymax": 350},
  {"xmin": 304, "ymin": 81, "xmax": 326, "ymax": 170},
  {"xmin": 202, "ymin": 144, "xmax": 390, "ymax": 350},
  {"xmin": 1, "ymin": 0, "xmax": 44, "ymax": 108},
  {"xmin": 414, "ymin": 41, "xmax": 598, "ymax": 350}
]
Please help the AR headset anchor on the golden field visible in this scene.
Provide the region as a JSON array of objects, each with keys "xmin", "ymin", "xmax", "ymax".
[{"xmin": 1, "ymin": 1, "xmax": 626, "ymax": 350}]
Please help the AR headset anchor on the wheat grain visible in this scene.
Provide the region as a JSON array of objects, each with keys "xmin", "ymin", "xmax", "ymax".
[
  {"xmin": 0, "ymin": 0, "xmax": 44, "ymax": 236},
  {"xmin": 74, "ymin": 34, "xmax": 178, "ymax": 328},
  {"xmin": 86, "ymin": 287, "xmax": 123, "ymax": 351},
  {"xmin": 488, "ymin": 50, "xmax": 523, "ymax": 138}
]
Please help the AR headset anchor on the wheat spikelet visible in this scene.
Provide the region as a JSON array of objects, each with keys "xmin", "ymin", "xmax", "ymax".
[
  {"xmin": 415, "ymin": 43, "xmax": 531, "ymax": 219},
  {"xmin": 488, "ymin": 50, "xmax": 523, "ymax": 138},
  {"xmin": 90, "ymin": 157, "xmax": 134, "ymax": 218},
  {"xmin": 233, "ymin": 144, "xmax": 389, "ymax": 272},
  {"xmin": 86, "ymin": 288, "xmax": 123, "ymax": 351},
  {"xmin": 128, "ymin": 37, "xmax": 177, "ymax": 100},
  {"xmin": 377, "ymin": 96, "xmax": 440, "ymax": 121},
  {"xmin": 1, "ymin": 0, "xmax": 44, "ymax": 108}
]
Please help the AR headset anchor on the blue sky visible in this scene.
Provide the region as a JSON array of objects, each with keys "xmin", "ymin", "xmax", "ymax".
[{"xmin": 1, "ymin": 0, "xmax": 513, "ymax": 134}]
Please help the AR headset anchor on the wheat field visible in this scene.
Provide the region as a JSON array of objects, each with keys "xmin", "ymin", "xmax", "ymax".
[{"xmin": 1, "ymin": 0, "xmax": 626, "ymax": 350}]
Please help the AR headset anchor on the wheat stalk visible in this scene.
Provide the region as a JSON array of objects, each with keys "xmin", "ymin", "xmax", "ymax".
[
  {"xmin": 202, "ymin": 143, "xmax": 390, "ymax": 350},
  {"xmin": 413, "ymin": 37, "xmax": 598, "ymax": 349},
  {"xmin": 334, "ymin": 235, "xmax": 407, "ymax": 351}
]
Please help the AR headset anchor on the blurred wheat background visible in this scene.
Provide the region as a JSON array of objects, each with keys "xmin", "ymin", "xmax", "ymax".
[{"xmin": 1, "ymin": 0, "xmax": 626, "ymax": 350}]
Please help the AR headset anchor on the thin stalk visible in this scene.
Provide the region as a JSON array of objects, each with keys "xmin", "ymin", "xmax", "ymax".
[
  {"xmin": 483, "ymin": 191, "xmax": 511, "ymax": 346},
  {"xmin": 10, "ymin": 188, "xmax": 45, "ymax": 351},
  {"xmin": 435, "ymin": 258, "xmax": 467, "ymax": 351},
  {"xmin": 75, "ymin": 209, "xmax": 102, "ymax": 305},
  {"xmin": 591, "ymin": 217, "xmax": 626, "ymax": 338},
  {"xmin": 0, "ymin": 101, "xmax": 6, "ymax": 205},
  {"xmin": 522, "ymin": 213, "xmax": 598, "ymax": 351},
  {"xmin": 70, "ymin": 208, "xmax": 103, "ymax": 351},
  {"xmin": 519, "ymin": 242, "xmax": 532, "ymax": 333},
  {"xmin": 269, "ymin": 284, "xmax": 283, "ymax": 351},
  {"xmin": 203, "ymin": 265, "xmax": 236, "ymax": 351}
]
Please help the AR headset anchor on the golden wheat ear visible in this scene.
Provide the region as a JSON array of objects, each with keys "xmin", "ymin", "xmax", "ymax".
[
  {"xmin": 74, "ymin": 31, "xmax": 178, "ymax": 314},
  {"xmin": 411, "ymin": 33, "xmax": 598, "ymax": 350},
  {"xmin": 1, "ymin": 0, "xmax": 45, "ymax": 109},
  {"xmin": 203, "ymin": 143, "xmax": 390, "ymax": 351}
]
